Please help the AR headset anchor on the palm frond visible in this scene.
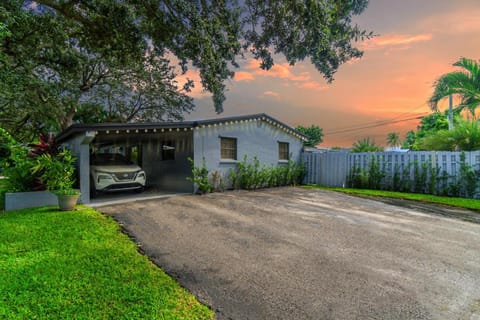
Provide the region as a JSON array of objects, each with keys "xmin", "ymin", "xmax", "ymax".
[{"xmin": 428, "ymin": 58, "xmax": 480, "ymax": 117}]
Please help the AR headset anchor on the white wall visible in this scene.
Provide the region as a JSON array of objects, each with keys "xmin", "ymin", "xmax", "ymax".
[{"xmin": 193, "ymin": 119, "xmax": 304, "ymax": 183}]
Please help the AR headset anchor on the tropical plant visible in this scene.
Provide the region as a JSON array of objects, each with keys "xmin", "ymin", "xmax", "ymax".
[
  {"xmin": 429, "ymin": 57, "xmax": 480, "ymax": 118},
  {"xmin": 402, "ymin": 130, "xmax": 417, "ymax": 150},
  {"xmin": 418, "ymin": 117, "xmax": 480, "ymax": 151},
  {"xmin": 28, "ymin": 133, "xmax": 59, "ymax": 158},
  {"xmin": 386, "ymin": 132, "xmax": 400, "ymax": 148},
  {"xmin": 295, "ymin": 125, "xmax": 324, "ymax": 147},
  {"xmin": 31, "ymin": 149, "xmax": 79, "ymax": 195},
  {"xmin": 351, "ymin": 137, "xmax": 384, "ymax": 152}
]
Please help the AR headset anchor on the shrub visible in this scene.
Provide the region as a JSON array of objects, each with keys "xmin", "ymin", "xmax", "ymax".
[
  {"xmin": 187, "ymin": 158, "xmax": 214, "ymax": 194},
  {"xmin": 0, "ymin": 130, "xmax": 67, "ymax": 193},
  {"xmin": 347, "ymin": 157, "xmax": 384, "ymax": 189},
  {"xmin": 228, "ymin": 156, "xmax": 304, "ymax": 190},
  {"xmin": 367, "ymin": 156, "xmax": 384, "ymax": 189},
  {"xmin": 188, "ymin": 155, "xmax": 305, "ymax": 194},
  {"xmin": 0, "ymin": 129, "xmax": 35, "ymax": 192},
  {"xmin": 347, "ymin": 165, "xmax": 366, "ymax": 189},
  {"xmin": 344, "ymin": 153, "xmax": 479, "ymax": 199},
  {"xmin": 457, "ymin": 152, "xmax": 478, "ymax": 198},
  {"xmin": 31, "ymin": 149, "xmax": 78, "ymax": 195}
]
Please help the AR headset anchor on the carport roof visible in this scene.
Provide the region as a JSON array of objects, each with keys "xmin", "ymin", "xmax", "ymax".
[{"xmin": 57, "ymin": 113, "xmax": 308, "ymax": 142}]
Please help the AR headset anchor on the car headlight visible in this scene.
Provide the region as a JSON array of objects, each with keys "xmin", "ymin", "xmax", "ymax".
[
  {"xmin": 137, "ymin": 171, "xmax": 146, "ymax": 179},
  {"xmin": 97, "ymin": 174, "xmax": 113, "ymax": 183}
]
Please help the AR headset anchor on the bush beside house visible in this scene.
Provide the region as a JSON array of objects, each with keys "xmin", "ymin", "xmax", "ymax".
[{"xmin": 0, "ymin": 129, "xmax": 79, "ymax": 211}]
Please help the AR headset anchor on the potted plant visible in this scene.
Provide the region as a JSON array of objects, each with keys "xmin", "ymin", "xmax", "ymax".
[{"xmin": 31, "ymin": 149, "xmax": 80, "ymax": 211}]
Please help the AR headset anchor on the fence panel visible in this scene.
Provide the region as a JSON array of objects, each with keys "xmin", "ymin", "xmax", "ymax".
[
  {"xmin": 303, "ymin": 151, "xmax": 348, "ymax": 187},
  {"xmin": 304, "ymin": 150, "xmax": 480, "ymax": 194}
]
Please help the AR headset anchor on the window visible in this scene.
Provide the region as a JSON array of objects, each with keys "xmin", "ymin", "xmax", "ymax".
[
  {"xmin": 221, "ymin": 137, "xmax": 237, "ymax": 160},
  {"xmin": 278, "ymin": 142, "xmax": 289, "ymax": 161}
]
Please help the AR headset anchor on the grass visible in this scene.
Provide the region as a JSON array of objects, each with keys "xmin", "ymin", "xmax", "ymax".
[
  {"xmin": 304, "ymin": 185, "xmax": 480, "ymax": 212},
  {"xmin": 0, "ymin": 206, "xmax": 213, "ymax": 320}
]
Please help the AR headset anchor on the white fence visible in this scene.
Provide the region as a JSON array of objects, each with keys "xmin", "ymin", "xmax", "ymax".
[{"xmin": 303, "ymin": 150, "xmax": 480, "ymax": 189}]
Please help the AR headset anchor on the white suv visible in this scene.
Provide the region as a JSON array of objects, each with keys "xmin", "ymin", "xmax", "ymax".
[{"xmin": 90, "ymin": 153, "xmax": 146, "ymax": 196}]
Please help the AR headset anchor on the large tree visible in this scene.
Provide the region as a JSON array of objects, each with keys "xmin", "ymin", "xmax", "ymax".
[
  {"xmin": 1, "ymin": 0, "xmax": 372, "ymax": 140},
  {"xmin": 295, "ymin": 125, "xmax": 323, "ymax": 147},
  {"xmin": 429, "ymin": 57, "xmax": 480, "ymax": 118}
]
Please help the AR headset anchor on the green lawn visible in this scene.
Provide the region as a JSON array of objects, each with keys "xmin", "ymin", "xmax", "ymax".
[
  {"xmin": 0, "ymin": 206, "xmax": 213, "ymax": 320},
  {"xmin": 304, "ymin": 185, "xmax": 480, "ymax": 212}
]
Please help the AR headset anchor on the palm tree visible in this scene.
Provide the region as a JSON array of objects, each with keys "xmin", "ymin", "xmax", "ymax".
[
  {"xmin": 352, "ymin": 137, "xmax": 383, "ymax": 153},
  {"xmin": 429, "ymin": 57, "xmax": 480, "ymax": 118},
  {"xmin": 386, "ymin": 132, "xmax": 400, "ymax": 149}
]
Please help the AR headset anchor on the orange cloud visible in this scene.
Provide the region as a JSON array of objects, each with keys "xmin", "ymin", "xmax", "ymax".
[
  {"xmin": 244, "ymin": 60, "xmax": 326, "ymax": 90},
  {"xmin": 360, "ymin": 33, "xmax": 432, "ymax": 50},
  {"xmin": 298, "ymin": 81, "xmax": 328, "ymax": 90},
  {"xmin": 234, "ymin": 71, "xmax": 255, "ymax": 81},
  {"xmin": 263, "ymin": 91, "xmax": 280, "ymax": 97}
]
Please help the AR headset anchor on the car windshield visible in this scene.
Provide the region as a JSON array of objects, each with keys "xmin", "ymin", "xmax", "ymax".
[{"xmin": 91, "ymin": 153, "xmax": 133, "ymax": 165}]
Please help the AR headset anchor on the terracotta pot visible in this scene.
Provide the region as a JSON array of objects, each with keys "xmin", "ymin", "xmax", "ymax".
[{"xmin": 57, "ymin": 194, "xmax": 80, "ymax": 211}]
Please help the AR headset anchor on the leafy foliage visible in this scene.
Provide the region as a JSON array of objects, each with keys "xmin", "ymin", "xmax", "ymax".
[
  {"xmin": 295, "ymin": 125, "xmax": 324, "ymax": 147},
  {"xmin": 28, "ymin": 132, "xmax": 59, "ymax": 158},
  {"xmin": 31, "ymin": 149, "xmax": 78, "ymax": 195},
  {"xmin": 1, "ymin": 1, "xmax": 195, "ymax": 140},
  {"xmin": 458, "ymin": 152, "xmax": 478, "ymax": 198},
  {"xmin": 347, "ymin": 156, "xmax": 384, "ymax": 190},
  {"xmin": 0, "ymin": 128, "xmax": 35, "ymax": 192},
  {"xmin": 1, "ymin": 0, "xmax": 372, "ymax": 141},
  {"xmin": 429, "ymin": 57, "xmax": 480, "ymax": 118},
  {"xmin": 229, "ymin": 155, "xmax": 305, "ymax": 190},
  {"xmin": 346, "ymin": 153, "xmax": 479, "ymax": 199},
  {"xmin": 402, "ymin": 130, "xmax": 416, "ymax": 150},
  {"xmin": 0, "ymin": 129, "xmax": 78, "ymax": 194},
  {"xmin": 403, "ymin": 110, "xmax": 463, "ymax": 151},
  {"xmin": 351, "ymin": 137, "xmax": 383, "ymax": 152},
  {"xmin": 418, "ymin": 117, "xmax": 480, "ymax": 151},
  {"xmin": 188, "ymin": 155, "xmax": 305, "ymax": 194},
  {"xmin": 187, "ymin": 157, "xmax": 214, "ymax": 194},
  {"xmin": 386, "ymin": 132, "xmax": 400, "ymax": 148}
]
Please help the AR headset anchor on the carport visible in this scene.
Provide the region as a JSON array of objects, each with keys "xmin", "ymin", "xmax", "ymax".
[{"xmin": 57, "ymin": 122, "xmax": 195, "ymax": 204}]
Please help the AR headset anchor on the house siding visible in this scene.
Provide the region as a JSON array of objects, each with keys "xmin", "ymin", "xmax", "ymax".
[{"xmin": 193, "ymin": 119, "xmax": 303, "ymax": 187}]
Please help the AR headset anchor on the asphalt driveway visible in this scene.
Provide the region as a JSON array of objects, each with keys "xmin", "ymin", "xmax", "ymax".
[{"xmin": 100, "ymin": 187, "xmax": 480, "ymax": 320}]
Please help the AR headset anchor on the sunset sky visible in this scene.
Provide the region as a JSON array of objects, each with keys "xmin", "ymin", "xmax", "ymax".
[{"xmin": 185, "ymin": 0, "xmax": 480, "ymax": 147}]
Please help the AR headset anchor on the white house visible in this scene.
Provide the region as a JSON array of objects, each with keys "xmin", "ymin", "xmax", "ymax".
[{"xmin": 57, "ymin": 113, "xmax": 306, "ymax": 203}]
